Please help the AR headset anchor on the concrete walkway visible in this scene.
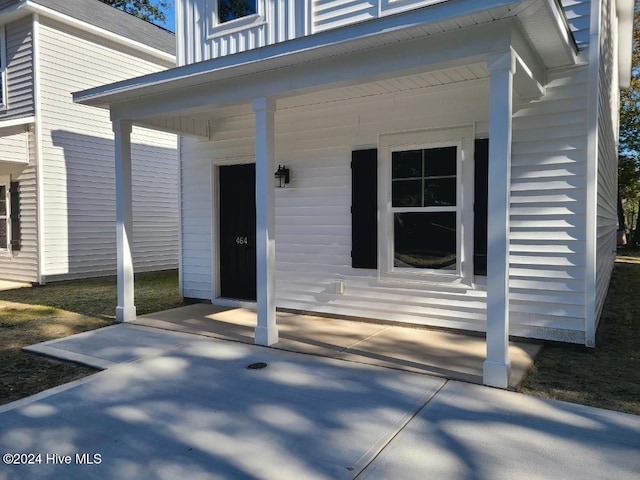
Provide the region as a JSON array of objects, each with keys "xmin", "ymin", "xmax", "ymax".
[{"xmin": 2, "ymin": 317, "xmax": 639, "ymax": 479}]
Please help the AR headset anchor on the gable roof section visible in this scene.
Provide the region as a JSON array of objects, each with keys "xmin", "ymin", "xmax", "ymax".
[
  {"xmin": 31, "ymin": 0, "xmax": 174, "ymax": 55},
  {"xmin": 0, "ymin": 0, "xmax": 175, "ymax": 56}
]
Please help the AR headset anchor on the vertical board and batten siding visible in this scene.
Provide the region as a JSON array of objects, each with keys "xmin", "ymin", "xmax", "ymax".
[
  {"xmin": 0, "ymin": 126, "xmax": 38, "ymax": 282},
  {"xmin": 37, "ymin": 19, "xmax": 178, "ymax": 280},
  {"xmin": 1, "ymin": 17, "xmax": 34, "ymax": 120},
  {"xmin": 179, "ymin": 0, "xmax": 301, "ymax": 63},
  {"xmin": 594, "ymin": 0, "xmax": 618, "ymax": 325}
]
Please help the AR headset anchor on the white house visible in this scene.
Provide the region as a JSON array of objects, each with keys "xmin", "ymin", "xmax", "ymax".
[
  {"xmin": 74, "ymin": 0, "xmax": 633, "ymax": 388},
  {"xmin": 0, "ymin": 0, "xmax": 178, "ymax": 284}
]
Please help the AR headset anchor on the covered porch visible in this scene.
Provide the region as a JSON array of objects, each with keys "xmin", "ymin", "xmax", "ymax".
[{"xmin": 74, "ymin": 0, "xmax": 577, "ymax": 389}]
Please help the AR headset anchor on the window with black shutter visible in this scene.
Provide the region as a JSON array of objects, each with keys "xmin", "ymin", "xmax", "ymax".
[
  {"xmin": 351, "ymin": 141, "xmax": 488, "ymax": 275},
  {"xmin": 351, "ymin": 149, "xmax": 377, "ymax": 269}
]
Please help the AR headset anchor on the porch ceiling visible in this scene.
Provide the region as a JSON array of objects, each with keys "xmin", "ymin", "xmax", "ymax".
[
  {"xmin": 179, "ymin": 63, "xmax": 492, "ymax": 125},
  {"xmin": 74, "ymin": 0, "xmax": 577, "ymax": 137}
]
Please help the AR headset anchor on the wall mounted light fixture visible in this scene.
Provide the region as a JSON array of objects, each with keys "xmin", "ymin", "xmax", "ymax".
[{"xmin": 274, "ymin": 165, "xmax": 290, "ymax": 188}]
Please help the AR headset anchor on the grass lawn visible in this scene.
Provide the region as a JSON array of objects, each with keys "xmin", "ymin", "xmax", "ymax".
[
  {"xmin": 1, "ymin": 259, "xmax": 639, "ymax": 415},
  {"xmin": 518, "ymin": 248, "xmax": 640, "ymax": 415},
  {"xmin": 0, "ymin": 270, "xmax": 182, "ymax": 405}
]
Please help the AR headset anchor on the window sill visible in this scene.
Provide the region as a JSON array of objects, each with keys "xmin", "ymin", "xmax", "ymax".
[
  {"xmin": 208, "ymin": 14, "xmax": 266, "ymax": 39},
  {"xmin": 376, "ymin": 271, "xmax": 473, "ymax": 291}
]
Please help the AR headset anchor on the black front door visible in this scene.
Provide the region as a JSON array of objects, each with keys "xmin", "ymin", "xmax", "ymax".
[{"xmin": 219, "ymin": 164, "xmax": 256, "ymax": 300}]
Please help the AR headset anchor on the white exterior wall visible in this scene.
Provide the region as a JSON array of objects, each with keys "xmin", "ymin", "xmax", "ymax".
[
  {"xmin": 510, "ymin": 67, "xmax": 589, "ymax": 343},
  {"xmin": 3, "ymin": 17, "xmax": 35, "ymax": 120},
  {"xmin": 177, "ymin": 0, "xmax": 614, "ymax": 343},
  {"xmin": 0, "ymin": 125, "xmax": 38, "ymax": 283},
  {"xmin": 37, "ymin": 18, "xmax": 178, "ymax": 280},
  {"xmin": 593, "ymin": 0, "xmax": 618, "ymax": 325},
  {"xmin": 0, "ymin": 16, "xmax": 37, "ymax": 282},
  {"xmin": 181, "ymin": 67, "xmax": 594, "ymax": 341},
  {"xmin": 562, "ymin": 0, "xmax": 592, "ymax": 49}
]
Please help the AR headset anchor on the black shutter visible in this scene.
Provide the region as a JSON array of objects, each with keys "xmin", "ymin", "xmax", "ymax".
[
  {"xmin": 474, "ymin": 139, "xmax": 488, "ymax": 276},
  {"xmin": 351, "ymin": 149, "xmax": 377, "ymax": 269},
  {"xmin": 9, "ymin": 181, "xmax": 20, "ymax": 251}
]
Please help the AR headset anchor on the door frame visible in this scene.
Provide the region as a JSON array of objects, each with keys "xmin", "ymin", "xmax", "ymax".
[{"xmin": 211, "ymin": 158, "xmax": 258, "ymax": 308}]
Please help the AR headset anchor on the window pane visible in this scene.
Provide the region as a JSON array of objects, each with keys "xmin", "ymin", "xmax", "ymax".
[
  {"xmin": 424, "ymin": 178, "xmax": 456, "ymax": 206},
  {"xmin": 0, "ymin": 185, "xmax": 5, "ymax": 216},
  {"xmin": 219, "ymin": 0, "xmax": 256, "ymax": 23},
  {"xmin": 394, "ymin": 212, "xmax": 456, "ymax": 270},
  {"xmin": 424, "ymin": 146, "xmax": 457, "ymax": 176},
  {"xmin": 392, "ymin": 179, "xmax": 421, "ymax": 207},
  {"xmin": 392, "ymin": 150, "xmax": 422, "ymax": 178}
]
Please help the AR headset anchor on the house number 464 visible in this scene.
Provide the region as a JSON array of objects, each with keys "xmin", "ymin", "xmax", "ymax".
[{"xmin": 236, "ymin": 236, "xmax": 248, "ymax": 245}]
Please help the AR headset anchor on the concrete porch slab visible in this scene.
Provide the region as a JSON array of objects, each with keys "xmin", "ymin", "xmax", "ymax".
[{"xmin": 131, "ymin": 304, "xmax": 540, "ymax": 389}]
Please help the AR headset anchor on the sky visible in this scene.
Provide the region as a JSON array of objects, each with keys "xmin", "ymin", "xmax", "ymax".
[{"xmin": 157, "ymin": 1, "xmax": 176, "ymax": 32}]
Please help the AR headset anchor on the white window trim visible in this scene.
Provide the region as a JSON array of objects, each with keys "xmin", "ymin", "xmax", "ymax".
[
  {"xmin": 0, "ymin": 175, "xmax": 9, "ymax": 252},
  {"xmin": 206, "ymin": 0, "xmax": 266, "ymax": 38},
  {"xmin": 378, "ymin": 125, "xmax": 475, "ymax": 286},
  {"xmin": 0, "ymin": 26, "xmax": 7, "ymax": 111}
]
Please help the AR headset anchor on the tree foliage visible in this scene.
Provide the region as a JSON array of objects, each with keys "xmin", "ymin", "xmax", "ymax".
[
  {"xmin": 619, "ymin": 3, "xmax": 640, "ymax": 236},
  {"xmin": 100, "ymin": 0, "xmax": 169, "ymax": 24}
]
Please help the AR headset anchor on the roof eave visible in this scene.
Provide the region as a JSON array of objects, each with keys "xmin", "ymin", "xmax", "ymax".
[{"xmin": 74, "ymin": 0, "xmax": 578, "ymax": 110}]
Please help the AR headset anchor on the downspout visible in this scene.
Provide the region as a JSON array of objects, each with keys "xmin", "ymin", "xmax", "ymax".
[{"xmin": 584, "ymin": 0, "xmax": 602, "ymax": 347}]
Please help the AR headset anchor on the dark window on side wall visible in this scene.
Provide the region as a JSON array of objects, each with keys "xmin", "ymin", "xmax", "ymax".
[
  {"xmin": 10, "ymin": 181, "xmax": 20, "ymax": 251},
  {"xmin": 218, "ymin": 0, "xmax": 256, "ymax": 23},
  {"xmin": 351, "ymin": 149, "xmax": 377, "ymax": 269},
  {"xmin": 0, "ymin": 185, "xmax": 6, "ymax": 248}
]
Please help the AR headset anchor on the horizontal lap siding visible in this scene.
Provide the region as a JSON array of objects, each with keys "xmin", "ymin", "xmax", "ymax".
[
  {"xmin": 183, "ymin": 73, "xmax": 592, "ymax": 341},
  {"xmin": 180, "ymin": 136, "xmax": 213, "ymax": 299},
  {"xmin": 2, "ymin": 17, "xmax": 34, "ymax": 120},
  {"xmin": 510, "ymin": 68, "xmax": 589, "ymax": 343},
  {"xmin": 183, "ymin": 83, "xmax": 493, "ymax": 330},
  {"xmin": 38, "ymin": 20, "xmax": 178, "ymax": 280},
  {"xmin": 0, "ymin": 127, "xmax": 38, "ymax": 282},
  {"xmin": 561, "ymin": 0, "xmax": 591, "ymax": 50},
  {"xmin": 594, "ymin": 0, "xmax": 617, "ymax": 325},
  {"xmin": 0, "ymin": 17, "xmax": 37, "ymax": 282}
]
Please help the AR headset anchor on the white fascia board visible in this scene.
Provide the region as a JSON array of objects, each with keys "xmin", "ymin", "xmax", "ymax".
[
  {"xmin": 616, "ymin": 0, "xmax": 634, "ymax": 88},
  {"xmin": 543, "ymin": 0, "xmax": 579, "ymax": 61},
  {"xmin": 0, "ymin": 115, "xmax": 35, "ymax": 129},
  {"xmin": 0, "ymin": 1, "xmax": 174, "ymax": 64},
  {"xmin": 0, "ymin": 1, "xmax": 30, "ymax": 26}
]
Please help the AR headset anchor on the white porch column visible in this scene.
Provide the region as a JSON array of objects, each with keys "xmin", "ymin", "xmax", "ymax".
[
  {"xmin": 253, "ymin": 97, "xmax": 278, "ymax": 345},
  {"xmin": 113, "ymin": 119, "xmax": 136, "ymax": 322},
  {"xmin": 483, "ymin": 50, "xmax": 515, "ymax": 388}
]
